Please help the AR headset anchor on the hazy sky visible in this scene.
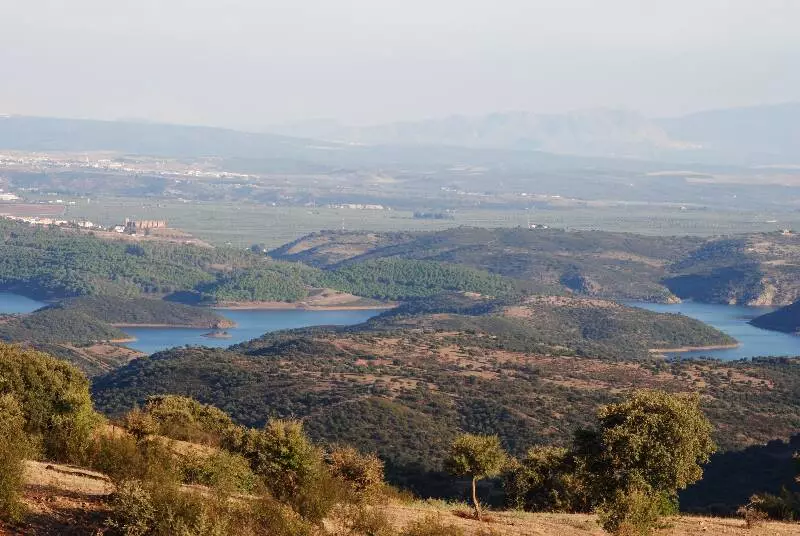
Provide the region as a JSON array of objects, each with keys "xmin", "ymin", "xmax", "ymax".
[{"xmin": 1, "ymin": 0, "xmax": 799, "ymax": 128}]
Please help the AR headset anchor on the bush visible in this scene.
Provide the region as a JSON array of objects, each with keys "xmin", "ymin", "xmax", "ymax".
[
  {"xmin": 179, "ymin": 450, "xmax": 257, "ymax": 493},
  {"xmin": 744, "ymin": 490, "xmax": 800, "ymax": 522},
  {"xmin": 329, "ymin": 503, "xmax": 396, "ymax": 536},
  {"xmin": 142, "ymin": 395, "xmax": 238, "ymax": 446},
  {"xmin": 596, "ymin": 485, "xmax": 667, "ymax": 536},
  {"xmin": 503, "ymin": 446, "xmax": 590, "ymax": 513},
  {"xmin": 229, "ymin": 419, "xmax": 324, "ymax": 501},
  {"xmin": 89, "ymin": 434, "xmax": 178, "ymax": 485},
  {"xmin": 245, "ymin": 496, "xmax": 319, "ymax": 536},
  {"xmin": 328, "ymin": 446, "xmax": 386, "ymax": 501},
  {"xmin": 400, "ymin": 514, "xmax": 465, "ymax": 536},
  {"xmin": 0, "ymin": 344, "xmax": 101, "ymax": 462},
  {"xmin": 0, "ymin": 394, "xmax": 29, "ymax": 522},
  {"xmin": 124, "ymin": 408, "xmax": 159, "ymax": 443}
]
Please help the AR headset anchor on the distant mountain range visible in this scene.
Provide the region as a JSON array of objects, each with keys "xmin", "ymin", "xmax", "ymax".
[
  {"xmin": 267, "ymin": 103, "xmax": 800, "ymax": 164},
  {"xmin": 1, "ymin": 103, "xmax": 798, "ymax": 166}
]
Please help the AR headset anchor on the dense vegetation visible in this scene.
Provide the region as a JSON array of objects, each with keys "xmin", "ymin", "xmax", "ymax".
[
  {"xmin": 750, "ymin": 300, "xmax": 800, "ymax": 334},
  {"xmin": 367, "ymin": 296, "xmax": 735, "ymax": 360},
  {"xmin": 90, "ymin": 309, "xmax": 800, "ymax": 505},
  {"xmin": 271, "ymin": 228, "xmax": 800, "ymax": 305},
  {"xmin": 321, "ymin": 259, "xmax": 524, "ymax": 300},
  {"xmin": 0, "ymin": 308, "xmax": 128, "ymax": 344},
  {"xmin": 0, "ymin": 221, "xmax": 527, "ymax": 304},
  {"xmin": 50, "ymin": 296, "xmax": 233, "ymax": 328}
]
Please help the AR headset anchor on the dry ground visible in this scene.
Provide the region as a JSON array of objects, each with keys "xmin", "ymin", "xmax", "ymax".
[{"xmin": 3, "ymin": 461, "xmax": 799, "ymax": 535}]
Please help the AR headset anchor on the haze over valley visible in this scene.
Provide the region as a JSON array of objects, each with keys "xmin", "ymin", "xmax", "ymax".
[{"xmin": 1, "ymin": 2, "xmax": 800, "ymax": 535}]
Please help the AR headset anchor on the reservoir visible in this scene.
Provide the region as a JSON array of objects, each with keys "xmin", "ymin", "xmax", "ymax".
[
  {"xmin": 629, "ymin": 301, "xmax": 800, "ymax": 360},
  {"xmin": 0, "ymin": 292, "xmax": 46, "ymax": 314},
  {"xmin": 0, "ymin": 292, "xmax": 382, "ymax": 354},
  {"xmin": 2, "ymin": 292, "xmax": 798, "ymax": 359},
  {"xmin": 123, "ymin": 308, "xmax": 382, "ymax": 354}
]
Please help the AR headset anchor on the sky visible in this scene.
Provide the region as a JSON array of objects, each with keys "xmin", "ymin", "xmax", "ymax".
[{"xmin": 1, "ymin": 0, "xmax": 799, "ymax": 129}]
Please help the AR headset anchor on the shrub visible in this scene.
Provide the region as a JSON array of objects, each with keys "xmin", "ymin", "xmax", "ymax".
[
  {"xmin": 179, "ymin": 450, "xmax": 257, "ymax": 493},
  {"xmin": 124, "ymin": 407, "xmax": 159, "ymax": 443},
  {"xmin": 142, "ymin": 395, "xmax": 238, "ymax": 446},
  {"xmin": 245, "ymin": 496, "xmax": 319, "ymax": 536},
  {"xmin": 329, "ymin": 503, "xmax": 396, "ymax": 536},
  {"xmin": 328, "ymin": 446, "xmax": 386, "ymax": 501},
  {"xmin": 89, "ymin": 434, "xmax": 178, "ymax": 485},
  {"xmin": 400, "ymin": 514, "xmax": 465, "ymax": 536},
  {"xmin": 106, "ymin": 479, "xmax": 156, "ymax": 536},
  {"xmin": 230, "ymin": 419, "xmax": 324, "ymax": 501},
  {"xmin": 0, "ymin": 344, "xmax": 101, "ymax": 462},
  {"xmin": 503, "ymin": 446, "xmax": 590, "ymax": 513},
  {"xmin": 0, "ymin": 394, "xmax": 28, "ymax": 522},
  {"xmin": 737, "ymin": 498, "xmax": 769, "ymax": 528},
  {"xmin": 745, "ymin": 490, "xmax": 800, "ymax": 522},
  {"xmin": 596, "ymin": 485, "xmax": 668, "ymax": 536}
]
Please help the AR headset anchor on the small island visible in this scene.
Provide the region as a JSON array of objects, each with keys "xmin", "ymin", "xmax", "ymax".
[{"xmin": 202, "ymin": 331, "xmax": 233, "ymax": 339}]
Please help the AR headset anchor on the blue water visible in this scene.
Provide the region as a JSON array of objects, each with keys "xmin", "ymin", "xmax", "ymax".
[
  {"xmin": 123, "ymin": 308, "xmax": 381, "ymax": 354},
  {"xmin": 2, "ymin": 292, "xmax": 797, "ymax": 360},
  {"xmin": 0, "ymin": 292, "xmax": 46, "ymax": 314},
  {"xmin": 0, "ymin": 292, "xmax": 381, "ymax": 354},
  {"xmin": 628, "ymin": 301, "xmax": 800, "ymax": 360}
]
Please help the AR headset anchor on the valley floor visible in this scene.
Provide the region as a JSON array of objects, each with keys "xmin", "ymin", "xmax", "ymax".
[{"xmin": 3, "ymin": 461, "xmax": 798, "ymax": 536}]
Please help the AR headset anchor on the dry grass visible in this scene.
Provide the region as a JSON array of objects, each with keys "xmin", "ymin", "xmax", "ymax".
[
  {"xmin": 385, "ymin": 501, "xmax": 800, "ymax": 536},
  {"xmin": 3, "ymin": 461, "xmax": 800, "ymax": 535}
]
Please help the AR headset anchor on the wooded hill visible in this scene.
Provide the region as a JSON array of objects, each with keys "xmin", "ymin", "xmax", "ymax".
[
  {"xmin": 4, "ymin": 221, "xmax": 800, "ymax": 310},
  {"xmin": 0, "ymin": 221, "xmax": 524, "ymax": 304},
  {"xmin": 91, "ymin": 295, "xmax": 789, "ymax": 508},
  {"xmin": 271, "ymin": 228, "xmax": 800, "ymax": 306},
  {"xmin": 750, "ymin": 300, "xmax": 800, "ymax": 334}
]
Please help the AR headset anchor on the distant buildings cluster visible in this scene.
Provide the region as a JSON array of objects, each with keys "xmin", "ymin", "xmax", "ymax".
[{"xmin": 329, "ymin": 203, "xmax": 386, "ymax": 210}]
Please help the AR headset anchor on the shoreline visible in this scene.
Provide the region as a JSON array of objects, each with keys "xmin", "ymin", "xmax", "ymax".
[
  {"xmin": 111, "ymin": 322, "xmax": 237, "ymax": 329},
  {"xmin": 649, "ymin": 343, "xmax": 740, "ymax": 354},
  {"xmin": 212, "ymin": 301, "xmax": 397, "ymax": 311}
]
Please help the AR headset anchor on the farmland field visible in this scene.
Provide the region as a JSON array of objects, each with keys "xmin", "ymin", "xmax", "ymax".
[{"xmin": 59, "ymin": 196, "xmax": 800, "ymax": 248}]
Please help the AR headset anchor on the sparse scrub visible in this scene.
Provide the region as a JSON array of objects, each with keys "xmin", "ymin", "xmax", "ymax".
[{"xmin": 400, "ymin": 514, "xmax": 465, "ymax": 536}]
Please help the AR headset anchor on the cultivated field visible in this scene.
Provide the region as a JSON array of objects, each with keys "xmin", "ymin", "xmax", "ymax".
[{"xmin": 60, "ymin": 196, "xmax": 800, "ymax": 248}]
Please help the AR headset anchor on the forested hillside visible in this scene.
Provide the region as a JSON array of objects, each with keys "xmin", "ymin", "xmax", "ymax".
[
  {"xmin": 0, "ymin": 221, "xmax": 526, "ymax": 304},
  {"xmin": 750, "ymin": 300, "xmax": 800, "ymax": 334},
  {"xmin": 91, "ymin": 325, "xmax": 800, "ymax": 504},
  {"xmin": 91, "ymin": 295, "xmax": 768, "ymax": 501},
  {"xmin": 271, "ymin": 228, "xmax": 800, "ymax": 305}
]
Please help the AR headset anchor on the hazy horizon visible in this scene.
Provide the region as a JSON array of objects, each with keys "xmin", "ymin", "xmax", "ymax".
[{"xmin": 2, "ymin": 0, "xmax": 799, "ymax": 130}]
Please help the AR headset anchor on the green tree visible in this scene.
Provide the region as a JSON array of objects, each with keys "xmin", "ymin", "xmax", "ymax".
[
  {"xmin": 445, "ymin": 433, "xmax": 507, "ymax": 519},
  {"xmin": 0, "ymin": 344, "xmax": 101, "ymax": 462},
  {"xmin": 576, "ymin": 390, "xmax": 716, "ymax": 534},
  {"xmin": 0, "ymin": 394, "xmax": 28, "ymax": 522},
  {"xmin": 504, "ymin": 446, "xmax": 590, "ymax": 513}
]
